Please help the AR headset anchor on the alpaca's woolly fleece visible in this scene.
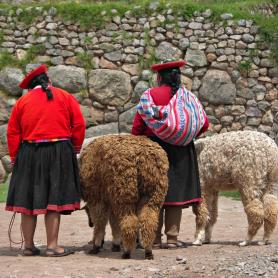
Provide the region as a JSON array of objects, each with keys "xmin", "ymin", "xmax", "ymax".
[
  {"xmin": 79, "ymin": 134, "xmax": 169, "ymax": 259},
  {"xmin": 193, "ymin": 131, "xmax": 278, "ymax": 246}
]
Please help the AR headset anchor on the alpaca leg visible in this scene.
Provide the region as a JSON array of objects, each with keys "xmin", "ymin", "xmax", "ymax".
[
  {"xmin": 192, "ymin": 199, "xmax": 209, "ymax": 246},
  {"xmin": 109, "ymin": 211, "xmax": 121, "ymax": 252},
  {"xmin": 88, "ymin": 202, "xmax": 109, "ymax": 254},
  {"xmin": 261, "ymin": 194, "xmax": 278, "ymax": 245},
  {"xmin": 239, "ymin": 199, "xmax": 264, "ymax": 246},
  {"xmin": 204, "ymin": 191, "xmax": 219, "ymax": 244},
  {"xmin": 115, "ymin": 206, "xmax": 139, "ymax": 259},
  {"xmin": 138, "ymin": 205, "xmax": 160, "ymax": 260}
]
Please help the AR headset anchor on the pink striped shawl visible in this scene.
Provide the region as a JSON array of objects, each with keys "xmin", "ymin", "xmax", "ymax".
[{"xmin": 137, "ymin": 86, "xmax": 207, "ymax": 146}]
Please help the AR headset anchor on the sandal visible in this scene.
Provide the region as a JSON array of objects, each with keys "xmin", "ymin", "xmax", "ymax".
[
  {"xmin": 23, "ymin": 247, "xmax": 41, "ymax": 256},
  {"xmin": 166, "ymin": 241, "xmax": 186, "ymax": 249},
  {"xmin": 152, "ymin": 242, "xmax": 162, "ymax": 249},
  {"xmin": 46, "ymin": 247, "xmax": 74, "ymax": 257}
]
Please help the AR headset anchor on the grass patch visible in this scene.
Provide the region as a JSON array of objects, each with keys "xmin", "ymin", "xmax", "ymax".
[
  {"xmin": 0, "ymin": 0, "xmax": 275, "ymax": 28},
  {"xmin": 0, "ymin": 0, "xmax": 278, "ymax": 65},
  {"xmin": 0, "ymin": 51, "xmax": 18, "ymax": 70},
  {"xmin": 0, "ymin": 44, "xmax": 46, "ymax": 71},
  {"xmin": 0, "ymin": 30, "xmax": 4, "ymax": 45},
  {"xmin": 220, "ymin": 191, "xmax": 241, "ymax": 201},
  {"xmin": 0, "ymin": 183, "xmax": 8, "ymax": 203}
]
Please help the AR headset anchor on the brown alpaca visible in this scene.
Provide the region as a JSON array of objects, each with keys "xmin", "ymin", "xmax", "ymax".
[
  {"xmin": 193, "ymin": 131, "xmax": 278, "ymax": 246},
  {"xmin": 79, "ymin": 134, "xmax": 169, "ymax": 259}
]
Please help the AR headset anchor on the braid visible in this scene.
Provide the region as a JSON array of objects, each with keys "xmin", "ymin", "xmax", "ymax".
[
  {"xmin": 158, "ymin": 68, "xmax": 181, "ymax": 95},
  {"xmin": 28, "ymin": 73, "xmax": 53, "ymax": 100}
]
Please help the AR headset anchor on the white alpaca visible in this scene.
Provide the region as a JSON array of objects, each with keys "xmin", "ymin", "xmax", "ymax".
[{"xmin": 193, "ymin": 131, "xmax": 278, "ymax": 246}]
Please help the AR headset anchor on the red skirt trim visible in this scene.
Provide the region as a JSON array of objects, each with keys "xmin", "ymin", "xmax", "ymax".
[
  {"xmin": 5, "ymin": 202, "xmax": 80, "ymax": 215},
  {"xmin": 163, "ymin": 197, "xmax": 202, "ymax": 206}
]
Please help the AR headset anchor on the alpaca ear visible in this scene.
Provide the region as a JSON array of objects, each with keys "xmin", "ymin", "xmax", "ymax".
[{"xmin": 194, "ymin": 138, "xmax": 205, "ymax": 156}]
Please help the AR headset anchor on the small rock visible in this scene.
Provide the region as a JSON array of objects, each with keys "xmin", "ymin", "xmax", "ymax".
[
  {"xmin": 148, "ymin": 267, "xmax": 160, "ymax": 272},
  {"xmin": 270, "ymin": 257, "xmax": 278, "ymax": 263},
  {"xmin": 176, "ymin": 255, "xmax": 184, "ymax": 261},
  {"xmin": 110, "ymin": 267, "xmax": 119, "ymax": 271}
]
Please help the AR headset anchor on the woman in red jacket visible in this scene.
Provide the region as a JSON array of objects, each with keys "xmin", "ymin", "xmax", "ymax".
[
  {"xmin": 6, "ymin": 64, "xmax": 86, "ymax": 256},
  {"xmin": 132, "ymin": 60, "xmax": 208, "ymax": 249}
]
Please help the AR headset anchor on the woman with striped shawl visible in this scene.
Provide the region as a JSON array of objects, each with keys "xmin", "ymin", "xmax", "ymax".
[{"xmin": 132, "ymin": 59, "xmax": 209, "ymax": 249}]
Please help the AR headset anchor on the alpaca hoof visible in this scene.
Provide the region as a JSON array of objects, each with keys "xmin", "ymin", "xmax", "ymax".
[
  {"xmin": 239, "ymin": 241, "xmax": 249, "ymax": 247},
  {"xmin": 89, "ymin": 245, "xmax": 101, "ymax": 254},
  {"xmin": 121, "ymin": 251, "xmax": 131, "ymax": 259},
  {"xmin": 192, "ymin": 240, "xmax": 202, "ymax": 246},
  {"xmin": 145, "ymin": 251, "xmax": 154, "ymax": 260},
  {"xmin": 203, "ymin": 239, "xmax": 211, "ymax": 244},
  {"xmin": 258, "ymin": 240, "xmax": 270, "ymax": 246},
  {"xmin": 111, "ymin": 244, "xmax": 121, "ymax": 252}
]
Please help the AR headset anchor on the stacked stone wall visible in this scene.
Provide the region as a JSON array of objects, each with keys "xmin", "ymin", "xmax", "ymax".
[{"xmin": 0, "ymin": 5, "xmax": 278, "ymax": 181}]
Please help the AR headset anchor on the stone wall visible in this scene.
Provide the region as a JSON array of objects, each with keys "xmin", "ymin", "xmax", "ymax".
[{"xmin": 0, "ymin": 5, "xmax": 278, "ymax": 181}]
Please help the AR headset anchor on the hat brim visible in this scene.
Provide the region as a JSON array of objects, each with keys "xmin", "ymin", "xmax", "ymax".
[
  {"xmin": 19, "ymin": 64, "xmax": 48, "ymax": 89},
  {"xmin": 151, "ymin": 61, "xmax": 186, "ymax": 72}
]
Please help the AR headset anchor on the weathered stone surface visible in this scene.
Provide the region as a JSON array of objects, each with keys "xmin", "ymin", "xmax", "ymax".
[
  {"xmin": 199, "ymin": 70, "xmax": 236, "ymax": 104},
  {"xmin": 178, "ymin": 38, "xmax": 190, "ymax": 50},
  {"xmin": 0, "ymin": 95, "xmax": 9, "ymax": 125},
  {"xmin": 119, "ymin": 105, "xmax": 137, "ymax": 133},
  {"xmin": 231, "ymin": 105, "xmax": 245, "ymax": 115},
  {"xmin": 85, "ymin": 122, "xmax": 119, "ymax": 138},
  {"xmin": 122, "ymin": 64, "xmax": 139, "ymax": 76},
  {"xmin": 48, "ymin": 65, "xmax": 86, "ymax": 94},
  {"xmin": 88, "ymin": 69, "xmax": 131, "ymax": 106},
  {"xmin": 221, "ymin": 116, "xmax": 233, "ymax": 126},
  {"xmin": 104, "ymin": 110, "xmax": 118, "ymax": 122},
  {"xmin": 80, "ymin": 105, "xmax": 104, "ymax": 127},
  {"xmin": 131, "ymin": 81, "xmax": 149, "ymax": 103},
  {"xmin": 1, "ymin": 155, "xmax": 12, "ymax": 173},
  {"xmin": 0, "ymin": 160, "xmax": 5, "ymax": 183},
  {"xmin": 104, "ymin": 50, "xmax": 122, "ymax": 62},
  {"xmin": 0, "ymin": 68, "xmax": 24, "ymax": 96},
  {"xmin": 0, "ymin": 9, "xmax": 277, "ymax": 141},
  {"xmin": 155, "ymin": 42, "xmax": 182, "ymax": 60},
  {"xmin": 0, "ymin": 124, "xmax": 8, "ymax": 158},
  {"xmin": 262, "ymin": 110, "xmax": 273, "ymax": 125},
  {"xmin": 185, "ymin": 49, "xmax": 207, "ymax": 67},
  {"xmin": 247, "ymin": 117, "xmax": 261, "ymax": 126},
  {"xmin": 258, "ymin": 101, "xmax": 271, "ymax": 112},
  {"xmin": 99, "ymin": 57, "xmax": 117, "ymax": 69},
  {"xmin": 181, "ymin": 76, "xmax": 193, "ymax": 91},
  {"xmin": 246, "ymin": 106, "xmax": 262, "ymax": 117}
]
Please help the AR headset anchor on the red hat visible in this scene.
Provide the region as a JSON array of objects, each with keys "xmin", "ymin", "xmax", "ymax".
[
  {"xmin": 151, "ymin": 60, "xmax": 186, "ymax": 72},
  {"xmin": 19, "ymin": 64, "xmax": 48, "ymax": 89}
]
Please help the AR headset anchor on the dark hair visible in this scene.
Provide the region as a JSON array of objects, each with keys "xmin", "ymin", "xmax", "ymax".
[
  {"xmin": 28, "ymin": 73, "xmax": 53, "ymax": 100},
  {"xmin": 158, "ymin": 67, "xmax": 181, "ymax": 95}
]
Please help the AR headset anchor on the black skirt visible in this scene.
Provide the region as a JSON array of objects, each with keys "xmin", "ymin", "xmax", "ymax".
[
  {"xmin": 150, "ymin": 137, "xmax": 202, "ymax": 207},
  {"xmin": 5, "ymin": 141, "xmax": 81, "ymax": 215}
]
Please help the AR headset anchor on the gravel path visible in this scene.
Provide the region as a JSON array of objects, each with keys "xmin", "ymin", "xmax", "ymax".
[{"xmin": 0, "ymin": 197, "xmax": 277, "ymax": 278}]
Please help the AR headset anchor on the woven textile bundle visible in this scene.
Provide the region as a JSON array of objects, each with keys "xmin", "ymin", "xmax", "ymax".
[{"xmin": 137, "ymin": 87, "xmax": 206, "ymax": 146}]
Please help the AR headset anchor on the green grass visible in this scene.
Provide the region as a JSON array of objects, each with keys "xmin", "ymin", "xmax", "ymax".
[
  {"xmin": 0, "ymin": 44, "xmax": 46, "ymax": 71},
  {"xmin": 0, "ymin": 183, "xmax": 8, "ymax": 203},
  {"xmin": 0, "ymin": 0, "xmax": 278, "ymax": 65},
  {"xmin": 0, "ymin": 0, "xmax": 276, "ymax": 28},
  {"xmin": 220, "ymin": 191, "xmax": 241, "ymax": 201}
]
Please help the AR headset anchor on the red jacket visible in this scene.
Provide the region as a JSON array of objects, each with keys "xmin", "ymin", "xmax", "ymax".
[
  {"xmin": 7, "ymin": 86, "xmax": 86, "ymax": 162},
  {"xmin": 132, "ymin": 85, "xmax": 209, "ymax": 137}
]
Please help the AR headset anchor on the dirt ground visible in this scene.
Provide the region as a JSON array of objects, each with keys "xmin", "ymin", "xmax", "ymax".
[{"xmin": 0, "ymin": 197, "xmax": 278, "ymax": 278}]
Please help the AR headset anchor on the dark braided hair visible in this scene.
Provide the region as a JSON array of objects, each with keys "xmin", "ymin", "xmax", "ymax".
[
  {"xmin": 28, "ymin": 73, "xmax": 53, "ymax": 100},
  {"xmin": 158, "ymin": 67, "xmax": 181, "ymax": 95}
]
